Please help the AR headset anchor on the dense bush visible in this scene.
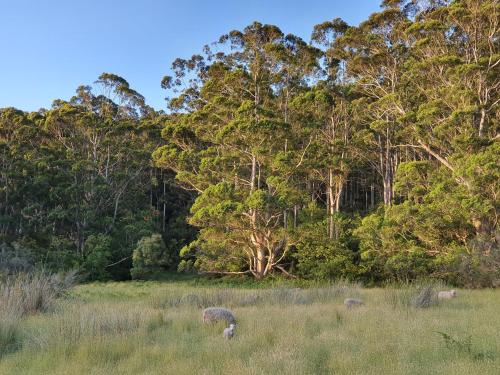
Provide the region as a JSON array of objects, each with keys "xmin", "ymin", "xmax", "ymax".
[
  {"xmin": 131, "ymin": 234, "xmax": 172, "ymax": 279},
  {"xmin": 82, "ymin": 234, "xmax": 113, "ymax": 281},
  {"xmin": 292, "ymin": 217, "xmax": 358, "ymax": 280},
  {"xmin": 0, "ymin": 242, "xmax": 34, "ymax": 275}
]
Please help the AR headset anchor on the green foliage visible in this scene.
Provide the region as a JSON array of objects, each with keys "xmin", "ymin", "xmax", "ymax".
[
  {"xmin": 83, "ymin": 234, "xmax": 113, "ymax": 281},
  {"xmin": 292, "ymin": 216, "xmax": 357, "ymax": 280},
  {"xmin": 0, "ymin": 76, "xmax": 193, "ymax": 281},
  {"xmin": 131, "ymin": 234, "xmax": 172, "ymax": 279},
  {"xmin": 1, "ymin": 0, "xmax": 498, "ymax": 285}
]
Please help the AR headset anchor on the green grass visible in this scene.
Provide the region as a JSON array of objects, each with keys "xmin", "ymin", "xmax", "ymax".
[{"xmin": 0, "ymin": 280, "xmax": 499, "ymax": 375}]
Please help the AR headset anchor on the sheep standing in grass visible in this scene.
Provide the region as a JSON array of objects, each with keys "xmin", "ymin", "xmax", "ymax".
[
  {"xmin": 438, "ymin": 290, "xmax": 457, "ymax": 300},
  {"xmin": 202, "ymin": 307, "xmax": 236, "ymax": 325},
  {"xmin": 223, "ymin": 324, "xmax": 235, "ymax": 340},
  {"xmin": 344, "ymin": 298, "xmax": 363, "ymax": 308}
]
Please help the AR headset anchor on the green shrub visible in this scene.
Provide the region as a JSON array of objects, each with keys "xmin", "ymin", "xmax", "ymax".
[
  {"xmin": 82, "ymin": 234, "xmax": 113, "ymax": 281},
  {"xmin": 384, "ymin": 247, "xmax": 435, "ymax": 282},
  {"xmin": 292, "ymin": 217, "xmax": 357, "ymax": 280},
  {"xmin": 131, "ymin": 234, "xmax": 172, "ymax": 279}
]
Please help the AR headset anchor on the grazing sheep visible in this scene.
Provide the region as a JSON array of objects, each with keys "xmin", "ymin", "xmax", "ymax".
[
  {"xmin": 344, "ymin": 298, "xmax": 363, "ymax": 308},
  {"xmin": 202, "ymin": 307, "xmax": 236, "ymax": 325},
  {"xmin": 223, "ymin": 323, "xmax": 235, "ymax": 340},
  {"xmin": 438, "ymin": 290, "xmax": 457, "ymax": 299}
]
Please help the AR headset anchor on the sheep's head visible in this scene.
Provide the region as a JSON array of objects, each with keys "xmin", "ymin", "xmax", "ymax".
[
  {"xmin": 450, "ymin": 290, "xmax": 457, "ymax": 297},
  {"xmin": 229, "ymin": 324, "xmax": 235, "ymax": 330}
]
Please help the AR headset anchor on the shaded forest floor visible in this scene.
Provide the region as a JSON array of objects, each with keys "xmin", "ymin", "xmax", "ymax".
[{"xmin": 1, "ymin": 280, "xmax": 499, "ymax": 375}]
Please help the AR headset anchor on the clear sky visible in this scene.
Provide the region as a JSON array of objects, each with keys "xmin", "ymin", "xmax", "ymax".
[{"xmin": 0, "ymin": 0, "xmax": 381, "ymax": 111}]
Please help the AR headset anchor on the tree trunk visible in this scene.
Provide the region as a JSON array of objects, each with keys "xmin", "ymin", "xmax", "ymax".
[
  {"xmin": 478, "ymin": 108, "xmax": 486, "ymax": 138},
  {"xmin": 162, "ymin": 178, "xmax": 166, "ymax": 232},
  {"xmin": 293, "ymin": 204, "xmax": 298, "ymax": 228},
  {"xmin": 327, "ymin": 169, "xmax": 335, "ymax": 239},
  {"xmin": 383, "ymin": 175, "xmax": 393, "ymax": 206},
  {"xmin": 327, "ymin": 169, "xmax": 344, "ymax": 239},
  {"xmin": 255, "ymin": 247, "xmax": 267, "ymax": 279},
  {"xmin": 370, "ymin": 184, "xmax": 375, "ymax": 208}
]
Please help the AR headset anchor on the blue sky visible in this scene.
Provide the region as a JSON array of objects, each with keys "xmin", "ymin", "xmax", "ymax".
[{"xmin": 0, "ymin": 0, "xmax": 381, "ymax": 111}]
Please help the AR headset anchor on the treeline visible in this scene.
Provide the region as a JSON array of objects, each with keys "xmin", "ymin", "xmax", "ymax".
[
  {"xmin": 1, "ymin": 0, "xmax": 499, "ymax": 286},
  {"xmin": 0, "ymin": 74, "xmax": 196, "ymax": 280}
]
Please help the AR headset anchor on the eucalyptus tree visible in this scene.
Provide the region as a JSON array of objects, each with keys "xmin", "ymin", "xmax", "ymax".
[
  {"xmin": 331, "ymin": 2, "xmax": 414, "ymax": 205},
  {"xmin": 0, "ymin": 108, "xmax": 48, "ymax": 239},
  {"xmin": 353, "ymin": 0, "xmax": 499, "ymax": 285},
  {"xmin": 42, "ymin": 74, "xmax": 154, "ymax": 256},
  {"xmin": 0, "ymin": 74, "xmax": 173, "ymax": 279},
  {"xmin": 308, "ymin": 18, "xmax": 364, "ymax": 238},
  {"xmin": 404, "ymin": 0, "xmax": 499, "ymax": 235},
  {"xmin": 155, "ymin": 23, "xmax": 321, "ymax": 278}
]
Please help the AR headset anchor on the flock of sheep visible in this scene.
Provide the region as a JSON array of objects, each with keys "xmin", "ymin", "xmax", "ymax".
[{"xmin": 202, "ymin": 289, "xmax": 458, "ymax": 339}]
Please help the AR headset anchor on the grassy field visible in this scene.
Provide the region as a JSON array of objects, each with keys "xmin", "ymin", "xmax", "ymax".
[{"xmin": 1, "ymin": 280, "xmax": 499, "ymax": 375}]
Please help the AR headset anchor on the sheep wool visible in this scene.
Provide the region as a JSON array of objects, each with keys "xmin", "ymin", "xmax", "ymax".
[
  {"xmin": 344, "ymin": 298, "xmax": 364, "ymax": 308},
  {"xmin": 438, "ymin": 290, "xmax": 457, "ymax": 299},
  {"xmin": 202, "ymin": 307, "xmax": 236, "ymax": 325}
]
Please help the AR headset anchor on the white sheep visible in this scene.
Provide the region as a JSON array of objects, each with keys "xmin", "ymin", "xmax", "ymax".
[
  {"xmin": 202, "ymin": 307, "xmax": 236, "ymax": 325},
  {"xmin": 437, "ymin": 290, "xmax": 457, "ymax": 299},
  {"xmin": 344, "ymin": 298, "xmax": 363, "ymax": 308},
  {"xmin": 223, "ymin": 323, "xmax": 235, "ymax": 339}
]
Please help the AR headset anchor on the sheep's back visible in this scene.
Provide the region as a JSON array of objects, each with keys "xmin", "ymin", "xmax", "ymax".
[{"xmin": 202, "ymin": 307, "xmax": 236, "ymax": 324}]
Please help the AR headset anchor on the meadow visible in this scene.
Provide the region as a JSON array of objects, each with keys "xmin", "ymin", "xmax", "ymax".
[{"xmin": 1, "ymin": 279, "xmax": 499, "ymax": 375}]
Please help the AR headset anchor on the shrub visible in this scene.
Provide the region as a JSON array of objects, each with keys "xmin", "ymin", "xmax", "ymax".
[
  {"xmin": 449, "ymin": 234, "xmax": 500, "ymax": 288},
  {"xmin": 292, "ymin": 218, "xmax": 358, "ymax": 280},
  {"xmin": 131, "ymin": 234, "xmax": 172, "ymax": 279},
  {"xmin": 82, "ymin": 234, "xmax": 113, "ymax": 281},
  {"xmin": 384, "ymin": 248, "xmax": 435, "ymax": 283},
  {"xmin": 0, "ymin": 241, "xmax": 34, "ymax": 275}
]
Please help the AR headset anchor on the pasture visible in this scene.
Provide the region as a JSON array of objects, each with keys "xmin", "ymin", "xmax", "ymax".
[{"xmin": 1, "ymin": 280, "xmax": 499, "ymax": 375}]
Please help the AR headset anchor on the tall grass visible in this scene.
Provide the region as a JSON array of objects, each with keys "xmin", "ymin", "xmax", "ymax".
[
  {"xmin": 0, "ymin": 271, "xmax": 77, "ymax": 357},
  {"xmin": 382, "ymin": 281, "xmax": 445, "ymax": 309},
  {"xmin": 0, "ymin": 281, "xmax": 498, "ymax": 375},
  {"xmin": 149, "ymin": 280, "xmax": 359, "ymax": 309},
  {"xmin": 0, "ymin": 270, "xmax": 77, "ymax": 317}
]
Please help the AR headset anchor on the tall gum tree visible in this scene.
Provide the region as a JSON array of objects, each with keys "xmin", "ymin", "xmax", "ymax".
[
  {"xmin": 155, "ymin": 23, "xmax": 321, "ymax": 278},
  {"xmin": 310, "ymin": 18, "xmax": 361, "ymax": 238},
  {"xmin": 404, "ymin": 0, "xmax": 499, "ymax": 236},
  {"xmin": 332, "ymin": 4, "xmax": 413, "ymax": 206}
]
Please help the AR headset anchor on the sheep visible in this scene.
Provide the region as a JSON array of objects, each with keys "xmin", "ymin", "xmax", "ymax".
[
  {"xmin": 223, "ymin": 323, "xmax": 235, "ymax": 340},
  {"xmin": 344, "ymin": 298, "xmax": 363, "ymax": 308},
  {"xmin": 437, "ymin": 290, "xmax": 457, "ymax": 299},
  {"xmin": 202, "ymin": 307, "xmax": 236, "ymax": 325}
]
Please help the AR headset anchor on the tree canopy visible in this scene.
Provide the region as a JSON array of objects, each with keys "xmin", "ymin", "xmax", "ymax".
[{"xmin": 1, "ymin": 0, "xmax": 498, "ymax": 286}]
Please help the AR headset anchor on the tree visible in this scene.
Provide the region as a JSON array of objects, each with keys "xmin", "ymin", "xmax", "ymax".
[
  {"xmin": 0, "ymin": 75, "xmax": 191, "ymax": 280},
  {"xmin": 155, "ymin": 23, "xmax": 322, "ymax": 278}
]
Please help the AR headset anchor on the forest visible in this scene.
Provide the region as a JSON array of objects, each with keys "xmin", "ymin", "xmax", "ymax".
[{"xmin": 1, "ymin": 0, "xmax": 498, "ymax": 286}]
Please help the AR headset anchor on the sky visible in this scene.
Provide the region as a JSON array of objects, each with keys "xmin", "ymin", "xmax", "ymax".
[{"xmin": 0, "ymin": 0, "xmax": 381, "ymax": 112}]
